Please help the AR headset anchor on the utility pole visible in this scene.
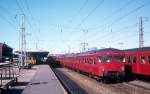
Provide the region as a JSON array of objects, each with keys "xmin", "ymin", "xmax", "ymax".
[
  {"xmin": 80, "ymin": 42, "xmax": 88, "ymax": 52},
  {"xmin": 16, "ymin": 14, "xmax": 26, "ymax": 67},
  {"xmin": 80, "ymin": 29, "xmax": 88, "ymax": 52},
  {"xmin": 139, "ymin": 17, "xmax": 144, "ymax": 48},
  {"xmin": 21, "ymin": 14, "xmax": 26, "ymax": 67},
  {"xmin": 139, "ymin": 17, "xmax": 148, "ymax": 48},
  {"xmin": 35, "ymin": 40, "xmax": 39, "ymax": 49}
]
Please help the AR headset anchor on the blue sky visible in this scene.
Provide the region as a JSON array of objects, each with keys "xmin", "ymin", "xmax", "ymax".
[{"xmin": 0, "ymin": 0, "xmax": 150, "ymax": 54}]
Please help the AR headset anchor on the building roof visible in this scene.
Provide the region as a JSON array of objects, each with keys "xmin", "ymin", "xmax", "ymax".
[{"xmin": 0, "ymin": 43, "xmax": 12, "ymax": 49}]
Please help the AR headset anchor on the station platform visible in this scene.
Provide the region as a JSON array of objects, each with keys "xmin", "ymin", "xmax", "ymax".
[{"xmin": 21, "ymin": 65, "xmax": 67, "ymax": 94}]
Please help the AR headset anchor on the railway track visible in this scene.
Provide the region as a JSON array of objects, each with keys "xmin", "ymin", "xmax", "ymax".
[
  {"xmin": 53, "ymin": 67, "xmax": 150, "ymax": 94},
  {"xmin": 127, "ymin": 80, "xmax": 150, "ymax": 90},
  {"xmin": 53, "ymin": 68, "xmax": 87, "ymax": 94}
]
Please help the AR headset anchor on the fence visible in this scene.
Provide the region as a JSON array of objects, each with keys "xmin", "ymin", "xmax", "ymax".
[{"xmin": 0, "ymin": 62, "xmax": 19, "ymax": 88}]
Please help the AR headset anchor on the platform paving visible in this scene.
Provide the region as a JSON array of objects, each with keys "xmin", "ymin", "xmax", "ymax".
[
  {"xmin": 1, "ymin": 65, "xmax": 37, "ymax": 94},
  {"xmin": 21, "ymin": 65, "xmax": 67, "ymax": 94}
]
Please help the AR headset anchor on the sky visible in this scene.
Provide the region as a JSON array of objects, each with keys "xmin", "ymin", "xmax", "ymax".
[{"xmin": 0, "ymin": 0, "xmax": 150, "ymax": 54}]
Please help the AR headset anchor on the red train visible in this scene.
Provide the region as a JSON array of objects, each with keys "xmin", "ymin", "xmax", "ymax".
[
  {"xmin": 124, "ymin": 47, "xmax": 150, "ymax": 78},
  {"xmin": 57, "ymin": 48, "xmax": 125, "ymax": 82}
]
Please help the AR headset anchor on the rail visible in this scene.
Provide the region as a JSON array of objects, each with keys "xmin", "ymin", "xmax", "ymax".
[{"xmin": 0, "ymin": 62, "xmax": 19, "ymax": 89}]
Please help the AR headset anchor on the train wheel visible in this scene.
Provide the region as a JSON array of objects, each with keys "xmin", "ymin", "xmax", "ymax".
[
  {"xmin": 102, "ymin": 77, "xmax": 107, "ymax": 83},
  {"xmin": 88, "ymin": 74, "xmax": 92, "ymax": 78}
]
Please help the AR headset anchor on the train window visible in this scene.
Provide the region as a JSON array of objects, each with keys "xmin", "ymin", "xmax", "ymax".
[
  {"xmin": 82, "ymin": 59, "xmax": 84, "ymax": 63},
  {"xmin": 84, "ymin": 58, "xmax": 87, "ymax": 63},
  {"xmin": 86, "ymin": 58, "xmax": 89, "ymax": 63},
  {"xmin": 93, "ymin": 58, "xmax": 96, "ymax": 64},
  {"xmin": 127, "ymin": 56, "xmax": 131, "ymax": 63},
  {"xmin": 83, "ymin": 59, "xmax": 85, "ymax": 63},
  {"xmin": 98, "ymin": 57, "xmax": 101, "ymax": 63},
  {"xmin": 114, "ymin": 56, "xmax": 124, "ymax": 62},
  {"xmin": 92, "ymin": 59, "xmax": 94, "ymax": 64},
  {"xmin": 89, "ymin": 59, "xmax": 92, "ymax": 64},
  {"xmin": 132, "ymin": 56, "xmax": 136, "ymax": 64},
  {"xmin": 89, "ymin": 59, "xmax": 91, "ymax": 64},
  {"xmin": 99, "ymin": 56, "xmax": 112, "ymax": 63},
  {"xmin": 140, "ymin": 56, "xmax": 146, "ymax": 64},
  {"xmin": 86, "ymin": 58, "xmax": 88, "ymax": 63},
  {"xmin": 80, "ymin": 59, "xmax": 82, "ymax": 63},
  {"xmin": 148, "ymin": 55, "xmax": 150, "ymax": 64}
]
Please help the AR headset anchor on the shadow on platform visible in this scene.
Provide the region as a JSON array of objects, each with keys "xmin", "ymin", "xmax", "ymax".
[{"xmin": 1, "ymin": 82, "xmax": 29, "ymax": 94}]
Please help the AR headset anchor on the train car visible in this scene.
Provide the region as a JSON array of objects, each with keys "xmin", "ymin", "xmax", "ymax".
[
  {"xmin": 124, "ymin": 47, "xmax": 150, "ymax": 78},
  {"xmin": 58, "ymin": 48, "xmax": 125, "ymax": 82},
  {"xmin": 0, "ymin": 43, "xmax": 13, "ymax": 63}
]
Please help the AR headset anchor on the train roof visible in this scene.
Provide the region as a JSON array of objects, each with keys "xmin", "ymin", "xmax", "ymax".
[
  {"xmin": 59, "ymin": 48, "xmax": 122, "ymax": 57},
  {"xmin": 124, "ymin": 47, "xmax": 150, "ymax": 53},
  {"xmin": 80, "ymin": 48, "xmax": 122, "ymax": 54}
]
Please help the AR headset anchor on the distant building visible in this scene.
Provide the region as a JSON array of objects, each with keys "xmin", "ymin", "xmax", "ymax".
[
  {"xmin": 0, "ymin": 43, "xmax": 13, "ymax": 62},
  {"xmin": 15, "ymin": 49, "xmax": 49, "ymax": 64}
]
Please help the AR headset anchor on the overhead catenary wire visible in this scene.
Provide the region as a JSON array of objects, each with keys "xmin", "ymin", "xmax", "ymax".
[
  {"xmin": 87, "ymin": 0, "xmax": 150, "ymax": 44},
  {"xmin": 69, "ymin": 0, "xmax": 89, "ymax": 23},
  {"xmin": 0, "ymin": 13, "xmax": 16, "ymax": 29},
  {"xmin": 110, "ymin": 0, "xmax": 150, "ymax": 27},
  {"xmin": 0, "ymin": 5, "xmax": 19, "ymax": 25},
  {"xmin": 87, "ymin": 23, "xmax": 138, "ymax": 44},
  {"xmin": 15, "ymin": 0, "xmax": 35, "ymax": 32},
  {"xmin": 15, "ymin": 0, "xmax": 24, "ymax": 13},
  {"xmin": 23, "ymin": 0, "xmax": 40, "ymax": 47},
  {"xmin": 85, "ymin": 0, "xmax": 135, "ymax": 38},
  {"xmin": 0, "ymin": 5, "xmax": 20, "ymax": 28},
  {"xmin": 76, "ymin": 0, "xmax": 105, "ymax": 28},
  {"xmin": 87, "ymin": 0, "xmax": 135, "ymax": 30},
  {"xmin": 24, "ymin": 0, "xmax": 38, "ymax": 28},
  {"xmin": 68, "ymin": 0, "xmax": 105, "ymax": 46}
]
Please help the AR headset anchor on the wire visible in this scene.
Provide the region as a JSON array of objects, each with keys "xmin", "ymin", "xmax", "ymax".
[
  {"xmin": 110, "ymin": 0, "xmax": 150, "ymax": 27},
  {"xmin": 69, "ymin": 0, "xmax": 89, "ymax": 23},
  {"xmin": 24, "ymin": 0, "xmax": 37, "ymax": 28},
  {"xmin": 87, "ymin": 0, "xmax": 135, "ymax": 30},
  {"xmin": 86, "ymin": 0, "xmax": 135, "ymax": 38},
  {"xmin": 87, "ymin": 23, "xmax": 138, "ymax": 43},
  {"xmin": 0, "ymin": 13, "xmax": 16, "ymax": 29},
  {"xmin": 0, "ymin": 5, "xmax": 20, "ymax": 26},
  {"xmin": 87, "ymin": 0, "xmax": 150, "ymax": 43},
  {"xmin": 15, "ymin": 0, "xmax": 24, "ymax": 13},
  {"xmin": 76, "ymin": 0, "xmax": 105, "ymax": 28},
  {"xmin": 15, "ymin": 0, "xmax": 35, "ymax": 33}
]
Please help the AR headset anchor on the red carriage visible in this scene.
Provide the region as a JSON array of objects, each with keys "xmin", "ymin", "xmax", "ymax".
[
  {"xmin": 58, "ymin": 48, "xmax": 125, "ymax": 82},
  {"xmin": 125, "ymin": 47, "xmax": 150, "ymax": 77}
]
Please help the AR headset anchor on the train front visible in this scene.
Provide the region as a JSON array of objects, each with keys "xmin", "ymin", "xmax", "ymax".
[{"xmin": 97, "ymin": 49, "xmax": 125, "ymax": 82}]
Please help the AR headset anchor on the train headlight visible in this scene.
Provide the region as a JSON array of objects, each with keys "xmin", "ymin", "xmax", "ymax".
[
  {"xmin": 101, "ymin": 66, "xmax": 105, "ymax": 72},
  {"xmin": 121, "ymin": 66, "xmax": 124, "ymax": 71}
]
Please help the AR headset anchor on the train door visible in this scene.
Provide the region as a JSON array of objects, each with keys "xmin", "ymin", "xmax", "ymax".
[
  {"xmin": 125, "ymin": 53, "xmax": 137, "ymax": 79},
  {"xmin": 131, "ymin": 55, "xmax": 138, "ymax": 74},
  {"xmin": 90, "ymin": 57, "xmax": 97, "ymax": 76},
  {"xmin": 126, "ymin": 53, "xmax": 137, "ymax": 74},
  {"xmin": 89, "ymin": 55, "xmax": 99, "ymax": 76}
]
